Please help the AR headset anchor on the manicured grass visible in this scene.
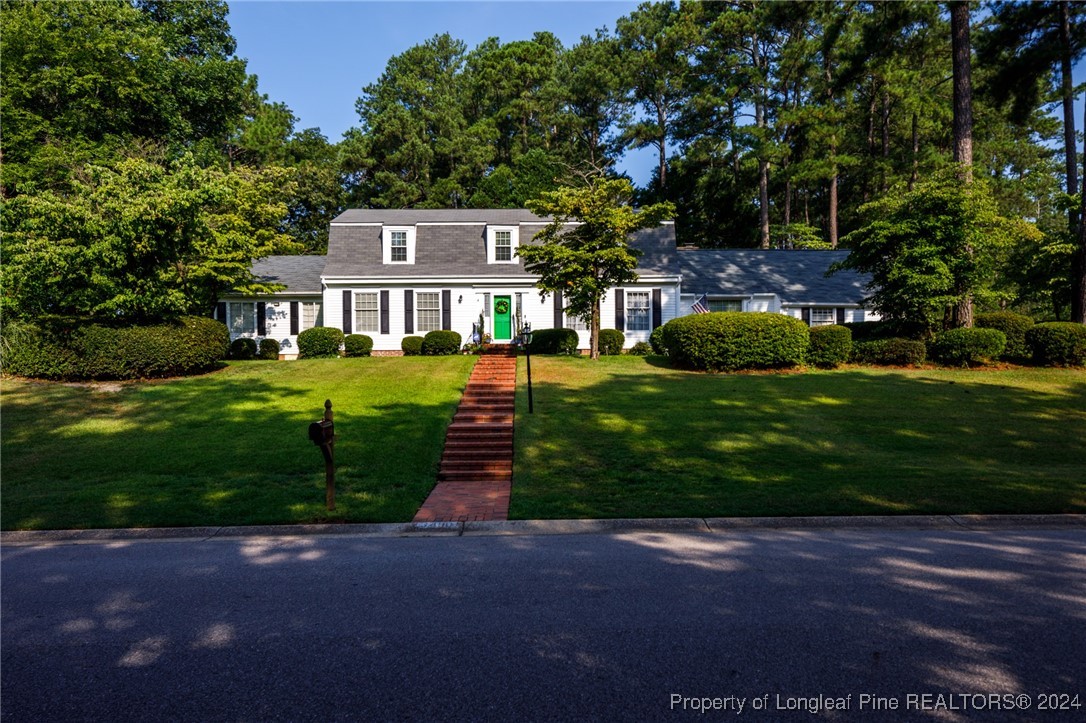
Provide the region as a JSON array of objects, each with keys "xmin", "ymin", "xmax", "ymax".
[
  {"xmin": 511, "ymin": 356, "xmax": 1086, "ymax": 519},
  {"xmin": 1, "ymin": 357, "xmax": 475, "ymax": 530}
]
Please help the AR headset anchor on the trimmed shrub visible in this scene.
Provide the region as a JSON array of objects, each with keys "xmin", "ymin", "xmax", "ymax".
[
  {"xmin": 422, "ymin": 330, "xmax": 462, "ymax": 356},
  {"xmin": 1026, "ymin": 322, "xmax": 1086, "ymax": 366},
  {"xmin": 528, "ymin": 328, "xmax": 579, "ymax": 355},
  {"xmin": 401, "ymin": 335, "xmax": 424, "ymax": 356},
  {"xmin": 258, "ymin": 338, "xmax": 281, "ymax": 360},
  {"xmin": 850, "ymin": 338, "xmax": 926, "ymax": 366},
  {"xmin": 598, "ymin": 329, "xmax": 625, "ymax": 355},
  {"xmin": 843, "ymin": 319, "xmax": 927, "ymax": 341},
  {"xmin": 343, "ymin": 334, "xmax": 374, "ymax": 358},
  {"xmin": 229, "ymin": 338, "xmax": 257, "ymax": 360},
  {"xmin": 975, "ymin": 311, "xmax": 1033, "ymax": 360},
  {"xmin": 629, "ymin": 341, "xmax": 652, "ymax": 356},
  {"xmin": 930, "ymin": 328, "xmax": 1006, "ymax": 367},
  {"xmin": 807, "ymin": 325, "xmax": 852, "ymax": 368},
  {"xmin": 649, "ymin": 325, "xmax": 667, "ymax": 355},
  {"xmin": 0, "ymin": 322, "xmax": 80, "ymax": 379},
  {"xmin": 662, "ymin": 312, "xmax": 809, "ymax": 372},
  {"xmin": 297, "ymin": 326, "xmax": 344, "ymax": 359}
]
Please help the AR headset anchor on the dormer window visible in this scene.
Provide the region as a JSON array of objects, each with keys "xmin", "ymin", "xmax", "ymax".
[
  {"xmin": 383, "ymin": 226, "xmax": 415, "ymax": 264},
  {"xmin": 487, "ymin": 226, "xmax": 519, "ymax": 264}
]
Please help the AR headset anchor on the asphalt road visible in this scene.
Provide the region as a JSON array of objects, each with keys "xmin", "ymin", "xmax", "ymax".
[{"xmin": 3, "ymin": 527, "xmax": 1084, "ymax": 722}]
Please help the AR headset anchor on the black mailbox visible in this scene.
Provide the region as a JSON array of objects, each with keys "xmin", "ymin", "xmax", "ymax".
[{"xmin": 308, "ymin": 421, "xmax": 330, "ymax": 446}]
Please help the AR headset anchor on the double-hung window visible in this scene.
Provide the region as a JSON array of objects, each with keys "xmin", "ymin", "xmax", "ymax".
[
  {"xmin": 565, "ymin": 313, "xmax": 588, "ymax": 331},
  {"xmin": 708, "ymin": 299, "xmax": 743, "ymax": 313},
  {"xmin": 301, "ymin": 302, "xmax": 323, "ymax": 331},
  {"xmin": 626, "ymin": 291, "xmax": 651, "ymax": 331},
  {"xmin": 810, "ymin": 308, "xmax": 836, "ymax": 326},
  {"xmin": 494, "ymin": 231, "xmax": 512, "ymax": 261},
  {"xmin": 229, "ymin": 302, "xmax": 256, "ymax": 335},
  {"xmin": 416, "ymin": 292, "xmax": 441, "ymax": 332},
  {"xmin": 383, "ymin": 227, "xmax": 415, "ymax": 264},
  {"xmin": 354, "ymin": 293, "xmax": 379, "ymax": 332},
  {"xmin": 390, "ymin": 231, "xmax": 408, "ymax": 262}
]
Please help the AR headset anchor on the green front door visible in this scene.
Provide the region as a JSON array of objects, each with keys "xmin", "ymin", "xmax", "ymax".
[{"xmin": 494, "ymin": 295, "xmax": 512, "ymax": 340}]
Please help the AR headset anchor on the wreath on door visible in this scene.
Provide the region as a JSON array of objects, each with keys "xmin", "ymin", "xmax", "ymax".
[{"xmin": 495, "ymin": 299, "xmax": 510, "ymax": 315}]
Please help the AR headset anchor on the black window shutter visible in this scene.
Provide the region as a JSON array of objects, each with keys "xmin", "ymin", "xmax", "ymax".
[
  {"xmin": 380, "ymin": 290, "xmax": 389, "ymax": 334},
  {"xmin": 652, "ymin": 289, "xmax": 662, "ymax": 329},
  {"xmin": 404, "ymin": 290, "xmax": 414, "ymax": 334},
  {"xmin": 836, "ymin": 308, "xmax": 846, "ymax": 325},
  {"xmin": 801, "ymin": 308, "xmax": 811, "ymax": 325},
  {"xmin": 441, "ymin": 290, "xmax": 451, "ymax": 331},
  {"xmin": 342, "ymin": 291, "xmax": 352, "ymax": 334},
  {"xmin": 615, "ymin": 289, "xmax": 625, "ymax": 332},
  {"xmin": 290, "ymin": 302, "xmax": 299, "ymax": 335},
  {"xmin": 257, "ymin": 302, "xmax": 267, "ymax": 336},
  {"xmin": 553, "ymin": 290, "xmax": 563, "ymax": 329},
  {"xmin": 216, "ymin": 302, "xmax": 226, "ymax": 322}
]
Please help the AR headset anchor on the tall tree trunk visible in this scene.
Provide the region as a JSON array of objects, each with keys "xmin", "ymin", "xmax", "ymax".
[
  {"xmin": 909, "ymin": 111, "xmax": 919, "ymax": 191},
  {"xmin": 1074, "ymin": 95, "xmax": 1086, "ymax": 323},
  {"xmin": 657, "ymin": 103, "xmax": 668, "ymax": 191},
  {"xmin": 951, "ymin": 0, "xmax": 974, "ymax": 328},
  {"xmin": 753, "ymin": 37, "xmax": 770, "ymax": 249},
  {"xmin": 828, "ymin": 170, "xmax": 838, "ymax": 249},
  {"xmin": 1061, "ymin": 1, "xmax": 1080, "ymax": 234},
  {"xmin": 590, "ymin": 296, "xmax": 601, "ymax": 360}
]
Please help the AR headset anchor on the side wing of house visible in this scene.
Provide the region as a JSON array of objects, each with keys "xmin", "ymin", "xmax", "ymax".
[
  {"xmin": 215, "ymin": 255, "xmax": 327, "ymax": 359},
  {"xmin": 676, "ymin": 248, "xmax": 879, "ymax": 326}
]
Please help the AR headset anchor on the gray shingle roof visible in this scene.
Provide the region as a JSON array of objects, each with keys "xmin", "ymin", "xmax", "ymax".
[
  {"xmin": 677, "ymin": 249, "xmax": 872, "ymax": 305},
  {"xmin": 250, "ymin": 255, "xmax": 326, "ymax": 294},
  {"xmin": 325, "ymin": 209, "xmax": 678, "ymax": 278}
]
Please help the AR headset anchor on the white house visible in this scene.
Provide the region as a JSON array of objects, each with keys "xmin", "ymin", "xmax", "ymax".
[{"xmin": 217, "ymin": 209, "xmax": 875, "ymax": 357}]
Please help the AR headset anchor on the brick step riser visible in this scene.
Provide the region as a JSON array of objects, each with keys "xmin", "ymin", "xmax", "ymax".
[
  {"xmin": 438, "ymin": 474, "xmax": 512, "ymax": 483},
  {"xmin": 441, "ymin": 449, "xmax": 512, "ymax": 459},
  {"xmin": 441, "ymin": 457, "xmax": 513, "ymax": 466},
  {"xmin": 454, "ymin": 417, "xmax": 514, "ymax": 425},
  {"xmin": 447, "ymin": 423, "xmax": 513, "ymax": 431},
  {"xmin": 458, "ymin": 404, "xmax": 514, "ymax": 412},
  {"xmin": 459, "ymin": 399, "xmax": 512, "ymax": 406},
  {"xmin": 445, "ymin": 434, "xmax": 513, "ymax": 443},
  {"xmin": 444, "ymin": 440, "xmax": 513, "ymax": 448},
  {"xmin": 440, "ymin": 464, "xmax": 512, "ymax": 474}
]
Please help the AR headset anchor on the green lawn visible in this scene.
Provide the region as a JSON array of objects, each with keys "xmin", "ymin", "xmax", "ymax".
[
  {"xmin": 1, "ymin": 357, "xmax": 475, "ymax": 530},
  {"xmin": 511, "ymin": 356, "xmax": 1086, "ymax": 519}
]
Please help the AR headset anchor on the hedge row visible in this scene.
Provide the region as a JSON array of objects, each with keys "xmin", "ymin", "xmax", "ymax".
[
  {"xmin": 662, "ymin": 312, "xmax": 809, "ymax": 371},
  {"xmin": 1, "ymin": 317, "xmax": 228, "ymax": 380}
]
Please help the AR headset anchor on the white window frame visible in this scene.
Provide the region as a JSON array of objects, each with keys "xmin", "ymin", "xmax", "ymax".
[
  {"xmin": 626, "ymin": 291, "xmax": 651, "ymax": 331},
  {"xmin": 353, "ymin": 293, "xmax": 379, "ymax": 333},
  {"xmin": 487, "ymin": 226, "xmax": 519, "ymax": 264},
  {"xmin": 708, "ymin": 298, "xmax": 743, "ymax": 313},
  {"xmin": 228, "ymin": 302, "xmax": 256, "ymax": 336},
  {"xmin": 301, "ymin": 301, "xmax": 323, "ymax": 331},
  {"xmin": 382, "ymin": 226, "xmax": 416, "ymax": 264},
  {"xmin": 416, "ymin": 292, "xmax": 441, "ymax": 332},
  {"xmin": 810, "ymin": 308, "xmax": 836, "ymax": 326},
  {"xmin": 565, "ymin": 313, "xmax": 588, "ymax": 331}
]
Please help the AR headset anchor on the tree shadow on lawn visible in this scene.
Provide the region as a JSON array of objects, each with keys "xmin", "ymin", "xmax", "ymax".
[
  {"xmin": 511, "ymin": 361, "xmax": 1086, "ymax": 519},
  {"xmin": 1, "ymin": 373, "xmax": 462, "ymax": 530}
]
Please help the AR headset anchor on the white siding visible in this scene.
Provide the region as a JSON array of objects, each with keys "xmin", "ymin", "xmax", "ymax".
[{"xmin": 220, "ymin": 296, "xmax": 322, "ymax": 359}]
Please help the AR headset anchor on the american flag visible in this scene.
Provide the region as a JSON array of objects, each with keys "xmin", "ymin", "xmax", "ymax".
[{"xmin": 691, "ymin": 294, "xmax": 710, "ymax": 314}]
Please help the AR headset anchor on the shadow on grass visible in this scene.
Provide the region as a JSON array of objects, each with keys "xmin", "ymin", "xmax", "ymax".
[
  {"xmin": 1, "ymin": 361, "xmax": 470, "ymax": 529},
  {"xmin": 512, "ymin": 359, "xmax": 1086, "ymax": 519}
]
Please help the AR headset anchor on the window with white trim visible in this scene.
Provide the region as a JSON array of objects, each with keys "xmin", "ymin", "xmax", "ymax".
[
  {"xmin": 301, "ymin": 302, "xmax": 323, "ymax": 331},
  {"xmin": 626, "ymin": 291, "xmax": 651, "ymax": 331},
  {"xmin": 565, "ymin": 313, "xmax": 588, "ymax": 331},
  {"xmin": 354, "ymin": 293, "xmax": 378, "ymax": 332},
  {"xmin": 487, "ymin": 226, "xmax": 519, "ymax": 264},
  {"xmin": 416, "ymin": 292, "xmax": 441, "ymax": 332},
  {"xmin": 811, "ymin": 308, "xmax": 836, "ymax": 326},
  {"xmin": 709, "ymin": 299, "xmax": 743, "ymax": 312},
  {"xmin": 228, "ymin": 302, "xmax": 256, "ymax": 335},
  {"xmin": 382, "ymin": 227, "xmax": 415, "ymax": 264}
]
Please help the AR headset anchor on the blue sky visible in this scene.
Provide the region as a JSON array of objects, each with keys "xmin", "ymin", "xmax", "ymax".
[{"xmin": 227, "ymin": 1, "xmax": 656, "ymax": 183}]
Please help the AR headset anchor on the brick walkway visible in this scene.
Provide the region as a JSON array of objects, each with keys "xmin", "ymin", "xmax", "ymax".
[{"xmin": 413, "ymin": 346, "xmax": 516, "ymax": 522}]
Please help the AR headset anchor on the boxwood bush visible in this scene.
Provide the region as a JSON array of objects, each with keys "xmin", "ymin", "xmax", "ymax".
[
  {"xmin": 807, "ymin": 325, "xmax": 852, "ymax": 368},
  {"xmin": 401, "ymin": 335, "xmax": 424, "ymax": 356},
  {"xmin": 649, "ymin": 325, "xmax": 667, "ymax": 355},
  {"xmin": 1026, "ymin": 322, "xmax": 1086, "ymax": 366},
  {"xmin": 850, "ymin": 338, "xmax": 926, "ymax": 366},
  {"xmin": 598, "ymin": 329, "xmax": 625, "ymax": 355},
  {"xmin": 297, "ymin": 326, "xmax": 344, "ymax": 358},
  {"xmin": 229, "ymin": 338, "xmax": 257, "ymax": 360},
  {"xmin": 975, "ymin": 311, "xmax": 1033, "ymax": 360},
  {"xmin": 662, "ymin": 312, "xmax": 809, "ymax": 371},
  {"xmin": 629, "ymin": 341, "xmax": 652, "ymax": 356},
  {"xmin": 930, "ymin": 327, "xmax": 1006, "ymax": 367},
  {"xmin": 528, "ymin": 328, "xmax": 578, "ymax": 355},
  {"xmin": 1, "ymin": 321, "xmax": 81, "ymax": 379},
  {"xmin": 344, "ymin": 333, "xmax": 374, "ymax": 357},
  {"xmin": 258, "ymin": 338, "xmax": 281, "ymax": 360},
  {"xmin": 422, "ymin": 330, "xmax": 462, "ymax": 356}
]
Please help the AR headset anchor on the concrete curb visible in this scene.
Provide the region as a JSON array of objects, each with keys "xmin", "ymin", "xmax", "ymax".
[{"xmin": 2, "ymin": 514, "xmax": 1083, "ymax": 545}]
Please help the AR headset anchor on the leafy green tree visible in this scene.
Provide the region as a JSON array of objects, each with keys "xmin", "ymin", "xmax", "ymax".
[
  {"xmin": 2, "ymin": 155, "xmax": 298, "ymax": 322},
  {"xmin": 836, "ymin": 171, "xmax": 1039, "ymax": 333},
  {"xmin": 519, "ymin": 175, "xmax": 674, "ymax": 359}
]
